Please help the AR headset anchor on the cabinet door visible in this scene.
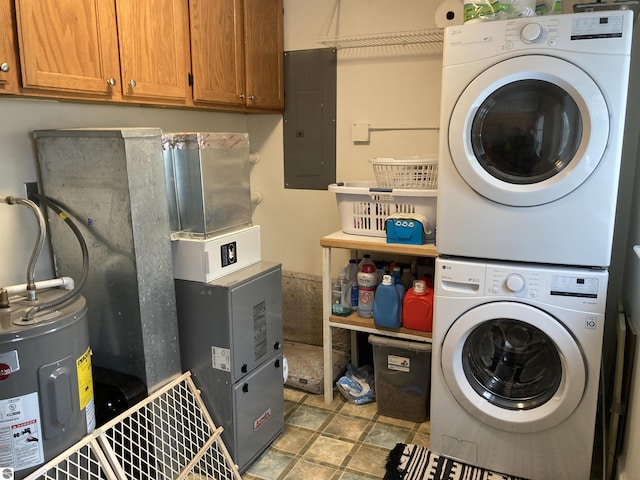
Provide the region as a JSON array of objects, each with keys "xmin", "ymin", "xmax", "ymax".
[
  {"xmin": 15, "ymin": 0, "xmax": 121, "ymax": 96},
  {"xmin": 0, "ymin": 0, "xmax": 19, "ymax": 94},
  {"xmin": 243, "ymin": 0, "xmax": 284, "ymax": 110},
  {"xmin": 190, "ymin": 0, "xmax": 245, "ymax": 107},
  {"xmin": 115, "ymin": 0, "xmax": 191, "ymax": 103}
]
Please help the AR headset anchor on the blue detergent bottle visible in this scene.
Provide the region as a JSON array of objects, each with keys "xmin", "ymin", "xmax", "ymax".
[{"xmin": 373, "ymin": 275, "xmax": 402, "ymax": 328}]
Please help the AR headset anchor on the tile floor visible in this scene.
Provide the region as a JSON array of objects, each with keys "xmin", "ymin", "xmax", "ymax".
[
  {"xmin": 243, "ymin": 386, "xmax": 605, "ymax": 480},
  {"xmin": 243, "ymin": 386, "xmax": 430, "ymax": 480}
]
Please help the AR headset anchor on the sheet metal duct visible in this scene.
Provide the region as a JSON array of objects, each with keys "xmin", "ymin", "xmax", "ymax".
[{"xmin": 34, "ymin": 128, "xmax": 181, "ymax": 392}]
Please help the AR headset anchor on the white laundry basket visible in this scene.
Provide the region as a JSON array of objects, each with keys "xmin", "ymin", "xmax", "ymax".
[
  {"xmin": 328, "ymin": 181, "xmax": 437, "ymax": 237},
  {"xmin": 370, "ymin": 155, "xmax": 438, "ymax": 190}
]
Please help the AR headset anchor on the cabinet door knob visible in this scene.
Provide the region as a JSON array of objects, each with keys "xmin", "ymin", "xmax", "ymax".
[
  {"xmin": 248, "ymin": 95, "xmax": 256, "ymax": 101},
  {"xmin": 106, "ymin": 77, "xmax": 116, "ymax": 87},
  {"xmin": 239, "ymin": 93, "xmax": 246, "ymax": 99},
  {"xmin": 274, "ymin": 359, "xmax": 280, "ymax": 368},
  {"xmin": 128, "ymin": 79, "xmax": 137, "ymax": 88},
  {"xmin": 0, "ymin": 63, "xmax": 9, "ymax": 73},
  {"xmin": 273, "ymin": 341, "xmax": 281, "ymax": 350},
  {"xmin": 242, "ymin": 383, "xmax": 249, "ymax": 393},
  {"xmin": 241, "ymin": 363, "xmax": 248, "ymax": 373}
]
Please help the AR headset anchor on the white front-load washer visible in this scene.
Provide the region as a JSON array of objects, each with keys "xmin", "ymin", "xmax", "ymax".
[
  {"xmin": 436, "ymin": 11, "xmax": 634, "ymax": 267},
  {"xmin": 431, "ymin": 257, "xmax": 607, "ymax": 479}
]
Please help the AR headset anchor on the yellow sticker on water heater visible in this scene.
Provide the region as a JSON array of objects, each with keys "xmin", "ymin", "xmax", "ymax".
[{"xmin": 76, "ymin": 347, "xmax": 94, "ymax": 409}]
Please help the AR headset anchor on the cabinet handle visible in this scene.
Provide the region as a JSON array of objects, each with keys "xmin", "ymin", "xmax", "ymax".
[
  {"xmin": 242, "ymin": 383, "xmax": 249, "ymax": 393},
  {"xmin": 128, "ymin": 80, "xmax": 137, "ymax": 88},
  {"xmin": 0, "ymin": 63, "xmax": 9, "ymax": 73},
  {"xmin": 248, "ymin": 95, "xmax": 256, "ymax": 101},
  {"xmin": 241, "ymin": 364, "xmax": 248, "ymax": 373},
  {"xmin": 273, "ymin": 341, "xmax": 281, "ymax": 350},
  {"xmin": 239, "ymin": 93, "xmax": 246, "ymax": 99},
  {"xmin": 106, "ymin": 78, "xmax": 116, "ymax": 87},
  {"xmin": 275, "ymin": 359, "xmax": 280, "ymax": 368}
]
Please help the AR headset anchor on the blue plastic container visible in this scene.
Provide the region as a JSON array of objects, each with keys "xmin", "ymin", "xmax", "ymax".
[{"xmin": 373, "ymin": 275, "xmax": 402, "ymax": 328}]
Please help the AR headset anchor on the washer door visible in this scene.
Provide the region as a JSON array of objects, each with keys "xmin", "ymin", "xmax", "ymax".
[
  {"xmin": 448, "ymin": 55, "xmax": 609, "ymax": 206},
  {"xmin": 441, "ymin": 301, "xmax": 586, "ymax": 433}
]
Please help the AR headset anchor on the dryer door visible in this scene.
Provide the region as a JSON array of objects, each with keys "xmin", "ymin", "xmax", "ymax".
[
  {"xmin": 440, "ymin": 301, "xmax": 586, "ymax": 433},
  {"xmin": 448, "ymin": 55, "xmax": 609, "ymax": 207}
]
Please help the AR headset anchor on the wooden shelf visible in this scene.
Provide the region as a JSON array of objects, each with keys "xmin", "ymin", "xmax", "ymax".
[
  {"xmin": 320, "ymin": 230, "xmax": 438, "ymax": 257},
  {"xmin": 321, "ymin": 230, "xmax": 437, "ymax": 403},
  {"xmin": 329, "ymin": 312, "xmax": 431, "ymax": 341}
]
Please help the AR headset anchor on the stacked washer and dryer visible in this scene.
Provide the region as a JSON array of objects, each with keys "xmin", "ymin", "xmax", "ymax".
[{"xmin": 431, "ymin": 11, "xmax": 635, "ymax": 480}]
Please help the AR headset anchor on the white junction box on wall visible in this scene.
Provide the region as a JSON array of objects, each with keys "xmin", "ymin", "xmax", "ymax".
[{"xmin": 172, "ymin": 225, "xmax": 262, "ymax": 282}]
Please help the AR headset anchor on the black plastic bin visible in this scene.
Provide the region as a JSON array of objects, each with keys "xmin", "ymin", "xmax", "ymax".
[{"xmin": 368, "ymin": 334, "xmax": 431, "ymax": 422}]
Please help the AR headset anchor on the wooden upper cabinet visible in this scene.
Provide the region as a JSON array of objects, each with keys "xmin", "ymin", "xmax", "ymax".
[
  {"xmin": 0, "ymin": 0, "xmax": 19, "ymax": 94},
  {"xmin": 115, "ymin": 0, "xmax": 191, "ymax": 104},
  {"xmin": 190, "ymin": 0, "xmax": 245, "ymax": 107},
  {"xmin": 15, "ymin": 0, "xmax": 121, "ymax": 96},
  {"xmin": 190, "ymin": 0, "xmax": 283, "ymax": 111},
  {"xmin": 244, "ymin": 0, "xmax": 283, "ymax": 110}
]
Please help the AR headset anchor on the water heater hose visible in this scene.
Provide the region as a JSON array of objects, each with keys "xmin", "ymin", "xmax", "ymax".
[
  {"xmin": 3, "ymin": 196, "xmax": 46, "ymax": 300},
  {"xmin": 21, "ymin": 195, "xmax": 90, "ymax": 321}
]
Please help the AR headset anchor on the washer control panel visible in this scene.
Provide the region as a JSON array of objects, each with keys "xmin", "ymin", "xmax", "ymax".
[{"xmin": 436, "ymin": 258, "xmax": 607, "ymax": 310}]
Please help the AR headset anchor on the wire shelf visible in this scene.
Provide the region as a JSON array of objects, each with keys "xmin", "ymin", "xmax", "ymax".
[
  {"xmin": 318, "ymin": 28, "xmax": 444, "ymax": 49},
  {"xmin": 25, "ymin": 372, "xmax": 242, "ymax": 480}
]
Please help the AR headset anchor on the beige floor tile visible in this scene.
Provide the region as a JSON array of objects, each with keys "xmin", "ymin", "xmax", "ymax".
[
  {"xmin": 284, "ymin": 388, "xmax": 307, "ymax": 403},
  {"xmin": 283, "ymin": 460, "xmax": 337, "ymax": 480},
  {"xmin": 304, "ymin": 435, "xmax": 355, "ymax": 466},
  {"xmin": 323, "ymin": 414, "xmax": 370, "ymax": 442},
  {"xmin": 338, "ymin": 400, "xmax": 377, "ymax": 419},
  {"xmin": 410, "ymin": 431, "xmax": 430, "ymax": 447},
  {"xmin": 271, "ymin": 425, "xmax": 314, "ymax": 454},
  {"xmin": 417, "ymin": 420, "xmax": 431, "ymax": 434},
  {"xmin": 345, "ymin": 444, "xmax": 389, "ymax": 477},
  {"xmin": 303, "ymin": 392, "xmax": 344, "ymax": 411},
  {"xmin": 375, "ymin": 414, "xmax": 415, "ymax": 429}
]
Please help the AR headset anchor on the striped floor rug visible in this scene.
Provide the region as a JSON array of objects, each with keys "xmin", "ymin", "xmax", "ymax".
[{"xmin": 384, "ymin": 444, "xmax": 527, "ymax": 480}]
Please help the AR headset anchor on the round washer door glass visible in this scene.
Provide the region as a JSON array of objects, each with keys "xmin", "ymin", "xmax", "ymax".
[
  {"xmin": 441, "ymin": 301, "xmax": 586, "ymax": 433},
  {"xmin": 463, "ymin": 318, "xmax": 562, "ymax": 410},
  {"xmin": 471, "ymin": 79, "xmax": 582, "ymax": 185},
  {"xmin": 449, "ymin": 55, "xmax": 609, "ymax": 206}
]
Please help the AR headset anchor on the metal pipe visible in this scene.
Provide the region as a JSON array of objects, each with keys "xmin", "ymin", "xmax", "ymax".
[{"xmin": 3, "ymin": 196, "xmax": 46, "ymax": 301}]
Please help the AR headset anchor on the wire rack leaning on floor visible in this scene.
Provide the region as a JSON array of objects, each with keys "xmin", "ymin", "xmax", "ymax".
[{"xmin": 25, "ymin": 372, "xmax": 242, "ymax": 480}]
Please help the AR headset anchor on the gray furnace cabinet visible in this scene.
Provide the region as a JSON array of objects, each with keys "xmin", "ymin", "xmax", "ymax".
[{"xmin": 174, "ymin": 261, "xmax": 284, "ymax": 472}]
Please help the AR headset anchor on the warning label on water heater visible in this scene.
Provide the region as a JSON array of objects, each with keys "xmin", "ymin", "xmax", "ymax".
[{"xmin": 0, "ymin": 392, "xmax": 44, "ymax": 473}]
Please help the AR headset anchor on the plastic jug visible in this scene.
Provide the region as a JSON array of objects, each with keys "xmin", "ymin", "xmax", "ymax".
[
  {"xmin": 373, "ymin": 275, "xmax": 402, "ymax": 328},
  {"xmin": 357, "ymin": 263, "xmax": 377, "ymax": 318},
  {"xmin": 402, "ymin": 280, "xmax": 433, "ymax": 332}
]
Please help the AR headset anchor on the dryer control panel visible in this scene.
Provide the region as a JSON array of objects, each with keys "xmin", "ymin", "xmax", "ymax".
[{"xmin": 442, "ymin": 10, "xmax": 633, "ymax": 66}]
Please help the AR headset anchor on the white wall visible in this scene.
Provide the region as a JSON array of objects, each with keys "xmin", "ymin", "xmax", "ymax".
[{"xmin": 281, "ymin": 0, "xmax": 443, "ymax": 273}]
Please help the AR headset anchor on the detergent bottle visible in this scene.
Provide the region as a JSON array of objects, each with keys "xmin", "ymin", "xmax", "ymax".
[
  {"xmin": 373, "ymin": 275, "xmax": 402, "ymax": 328},
  {"xmin": 402, "ymin": 280, "xmax": 433, "ymax": 332}
]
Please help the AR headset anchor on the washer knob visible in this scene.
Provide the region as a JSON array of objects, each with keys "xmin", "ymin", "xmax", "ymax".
[
  {"xmin": 505, "ymin": 274, "xmax": 526, "ymax": 293},
  {"xmin": 521, "ymin": 23, "xmax": 543, "ymax": 43}
]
